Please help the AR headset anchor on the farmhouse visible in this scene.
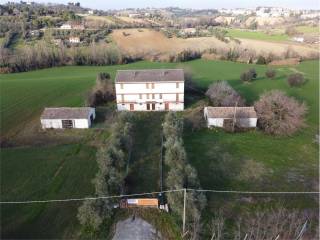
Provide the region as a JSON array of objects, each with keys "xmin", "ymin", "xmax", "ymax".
[
  {"xmin": 69, "ymin": 36, "xmax": 80, "ymax": 43},
  {"xmin": 115, "ymin": 69, "xmax": 184, "ymax": 111},
  {"xmin": 204, "ymin": 106, "xmax": 257, "ymax": 128},
  {"xmin": 40, "ymin": 107, "xmax": 95, "ymax": 129},
  {"xmin": 60, "ymin": 23, "xmax": 72, "ymax": 29}
]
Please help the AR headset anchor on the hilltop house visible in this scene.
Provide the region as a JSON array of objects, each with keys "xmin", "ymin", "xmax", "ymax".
[
  {"xmin": 60, "ymin": 23, "xmax": 72, "ymax": 29},
  {"xmin": 40, "ymin": 107, "xmax": 95, "ymax": 129},
  {"xmin": 204, "ymin": 106, "xmax": 257, "ymax": 129},
  {"xmin": 69, "ymin": 36, "xmax": 80, "ymax": 43},
  {"xmin": 115, "ymin": 69, "xmax": 184, "ymax": 111}
]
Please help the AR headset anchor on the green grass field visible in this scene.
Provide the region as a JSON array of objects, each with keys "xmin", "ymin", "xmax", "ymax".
[
  {"xmin": 296, "ymin": 25, "xmax": 319, "ymax": 34},
  {"xmin": 0, "ymin": 144, "xmax": 97, "ymax": 238},
  {"xmin": 1, "ymin": 59, "xmax": 318, "ymax": 238},
  {"xmin": 225, "ymin": 28, "xmax": 289, "ymax": 41}
]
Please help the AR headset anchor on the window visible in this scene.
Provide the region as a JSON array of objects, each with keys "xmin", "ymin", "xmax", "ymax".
[
  {"xmin": 120, "ymin": 83, "xmax": 124, "ymax": 89},
  {"xmin": 152, "ymin": 94, "xmax": 155, "ymax": 99},
  {"xmin": 176, "ymin": 82, "xmax": 179, "ymax": 88},
  {"xmin": 151, "ymin": 83, "xmax": 155, "ymax": 89},
  {"xmin": 147, "ymin": 93, "xmax": 150, "ymax": 99},
  {"xmin": 146, "ymin": 83, "xmax": 149, "ymax": 89},
  {"xmin": 159, "ymin": 93, "xmax": 162, "ymax": 99},
  {"xmin": 176, "ymin": 93, "xmax": 179, "ymax": 101},
  {"xmin": 62, "ymin": 120, "xmax": 73, "ymax": 129},
  {"xmin": 121, "ymin": 95, "xmax": 124, "ymax": 102},
  {"xmin": 139, "ymin": 94, "xmax": 142, "ymax": 99}
]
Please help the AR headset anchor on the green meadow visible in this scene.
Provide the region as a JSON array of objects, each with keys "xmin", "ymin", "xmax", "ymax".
[
  {"xmin": 0, "ymin": 59, "xmax": 318, "ymax": 238},
  {"xmin": 225, "ymin": 28, "xmax": 289, "ymax": 41}
]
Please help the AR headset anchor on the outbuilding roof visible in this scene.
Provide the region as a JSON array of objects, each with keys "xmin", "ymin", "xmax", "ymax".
[
  {"xmin": 115, "ymin": 69, "xmax": 184, "ymax": 83},
  {"xmin": 205, "ymin": 106, "xmax": 257, "ymax": 119},
  {"xmin": 41, "ymin": 107, "xmax": 93, "ymax": 119}
]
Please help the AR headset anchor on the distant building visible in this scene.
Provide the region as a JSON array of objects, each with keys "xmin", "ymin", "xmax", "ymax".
[
  {"xmin": 115, "ymin": 69, "xmax": 185, "ymax": 111},
  {"xmin": 128, "ymin": 13, "xmax": 142, "ymax": 18},
  {"xmin": 69, "ymin": 36, "xmax": 80, "ymax": 43},
  {"xmin": 292, "ymin": 36, "xmax": 304, "ymax": 43},
  {"xmin": 204, "ymin": 106, "xmax": 257, "ymax": 128},
  {"xmin": 60, "ymin": 23, "xmax": 72, "ymax": 29},
  {"xmin": 71, "ymin": 23, "xmax": 85, "ymax": 30},
  {"xmin": 52, "ymin": 38, "xmax": 62, "ymax": 45},
  {"xmin": 40, "ymin": 107, "xmax": 95, "ymax": 129},
  {"xmin": 179, "ymin": 28, "xmax": 197, "ymax": 36}
]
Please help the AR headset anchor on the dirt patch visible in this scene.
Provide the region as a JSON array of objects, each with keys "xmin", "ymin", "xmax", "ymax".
[
  {"xmin": 269, "ymin": 58, "xmax": 301, "ymax": 66},
  {"xmin": 112, "ymin": 216, "xmax": 163, "ymax": 240}
]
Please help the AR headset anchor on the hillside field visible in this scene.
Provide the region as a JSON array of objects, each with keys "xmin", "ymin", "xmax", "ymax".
[
  {"xmin": 225, "ymin": 28, "xmax": 289, "ymax": 41},
  {"xmin": 0, "ymin": 59, "xmax": 319, "ymax": 238},
  {"xmin": 111, "ymin": 28, "xmax": 318, "ymax": 59}
]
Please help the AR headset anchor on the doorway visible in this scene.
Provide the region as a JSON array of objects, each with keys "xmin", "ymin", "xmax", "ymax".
[
  {"xmin": 165, "ymin": 103, "xmax": 169, "ymax": 111},
  {"xmin": 151, "ymin": 103, "xmax": 155, "ymax": 110},
  {"xmin": 130, "ymin": 104, "xmax": 134, "ymax": 111},
  {"xmin": 62, "ymin": 119, "xmax": 73, "ymax": 129},
  {"xmin": 147, "ymin": 103, "xmax": 150, "ymax": 110}
]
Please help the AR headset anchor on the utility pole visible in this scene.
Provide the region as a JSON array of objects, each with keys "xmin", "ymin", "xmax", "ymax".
[
  {"xmin": 232, "ymin": 100, "xmax": 238, "ymax": 132},
  {"xmin": 182, "ymin": 188, "xmax": 187, "ymax": 235}
]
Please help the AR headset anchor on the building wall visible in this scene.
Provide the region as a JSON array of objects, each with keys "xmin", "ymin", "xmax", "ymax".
[
  {"xmin": 41, "ymin": 119, "xmax": 90, "ymax": 129},
  {"xmin": 205, "ymin": 117, "xmax": 257, "ymax": 128},
  {"xmin": 117, "ymin": 102, "xmax": 184, "ymax": 111},
  {"xmin": 237, "ymin": 118, "xmax": 257, "ymax": 128},
  {"xmin": 115, "ymin": 81, "xmax": 184, "ymax": 111}
]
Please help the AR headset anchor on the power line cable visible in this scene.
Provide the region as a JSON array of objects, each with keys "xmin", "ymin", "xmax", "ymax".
[{"xmin": 1, "ymin": 188, "xmax": 318, "ymax": 204}]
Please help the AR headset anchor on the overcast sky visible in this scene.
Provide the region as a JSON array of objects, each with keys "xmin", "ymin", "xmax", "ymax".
[{"xmin": 1, "ymin": 0, "xmax": 319, "ymax": 10}]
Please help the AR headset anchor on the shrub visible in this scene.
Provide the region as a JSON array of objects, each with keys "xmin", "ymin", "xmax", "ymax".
[
  {"xmin": 86, "ymin": 72, "xmax": 115, "ymax": 107},
  {"xmin": 254, "ymin": 90, "xmax": 307, "ymax": 136},
  {"xmin": 287, "ymin": 73, "xmax": 305, "ymax": 87},
  {"xmin": 184, "ymin": 107, "xmax": 206, "ymax": 132},
  {"xmin": 256, "ymin": 55, "xmax": 267, "ymax": 65},
  {"xmin": 240, "ymin": 68, "xmax": 257, "ymax": 82},
  {"xmin": 265, "ymin": 69, "xmax": 276, "ymax": 79},
  {"xmin": 205, "ymin": 81, "xmax": 245, "ymax": 106}
]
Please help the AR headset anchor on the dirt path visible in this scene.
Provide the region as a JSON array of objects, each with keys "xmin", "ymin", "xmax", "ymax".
[{"xmin": 112, "ymin": 216, "xmax": 162, "ymax": 240}]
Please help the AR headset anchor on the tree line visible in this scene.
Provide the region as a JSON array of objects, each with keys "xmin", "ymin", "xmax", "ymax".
[
  {"xmin": 162, "ymin": 112, "xmax": 207, "ymax": 239},
  {"xmin": 77, "ymin": 112, "xmax": 134, "ymax": 237},
  {"xmin": 0, "ymin": 42, "xmax": 127, "ymax": 73}
]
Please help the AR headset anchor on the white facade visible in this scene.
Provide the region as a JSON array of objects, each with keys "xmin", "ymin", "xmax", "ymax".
[
  {"xmin": 41, "ymin": 108, "xmax": 95, "ymax": 129},
  {"xmin": 115, "ymin": 70, "xmax": 184, "ymax": 111},
  {"xmin": 60, "ymin": 24, "xmax": 72, "ymax": 29},
  {"xmin": 204, "ymin": 107, "xmax": 257, "ymax": 128},
  {"xmin": 69, "ymin": 37, "xmax": 80, "ymax": 43}
]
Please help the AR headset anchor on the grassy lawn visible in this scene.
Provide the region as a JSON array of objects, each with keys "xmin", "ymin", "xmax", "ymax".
[
  {"xmin": 0, "ymin": 144, "xmax": 98, "ymax": 239},
  {"xmin": 126, "ymin": 112, "xmax": 164, "ymax": 194},
  {"xmin": 183, "ymin": 60, "xmax": 319, "ymax": 221},
  {"xmin": 296, "ymin": 25, "xmax": 319, "ymax": 34},
  {"xmin": 225, "ymin": 28, "xmax": 289, "ymax": 41}
]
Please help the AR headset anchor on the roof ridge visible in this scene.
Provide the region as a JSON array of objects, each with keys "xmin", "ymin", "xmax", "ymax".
[{"xmin": 117, "ymin": 69, "xmax": 183, "ymax": 72}]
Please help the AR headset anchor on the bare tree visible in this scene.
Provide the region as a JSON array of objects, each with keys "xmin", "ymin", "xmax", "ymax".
[
  {"xmin": 287, "ymin": 73, "xmax": 305, "ymax": 87},
  {"xmin": 205, "ymin": 81, "xmax": 245, "ymax": 107},
  {"xmin": 235, "ymin": 207, "xmax": 315, "ymax": 240},
  {"xmin": 254, "ymin": 90, "xmax": 307, "ymax": 136}
]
